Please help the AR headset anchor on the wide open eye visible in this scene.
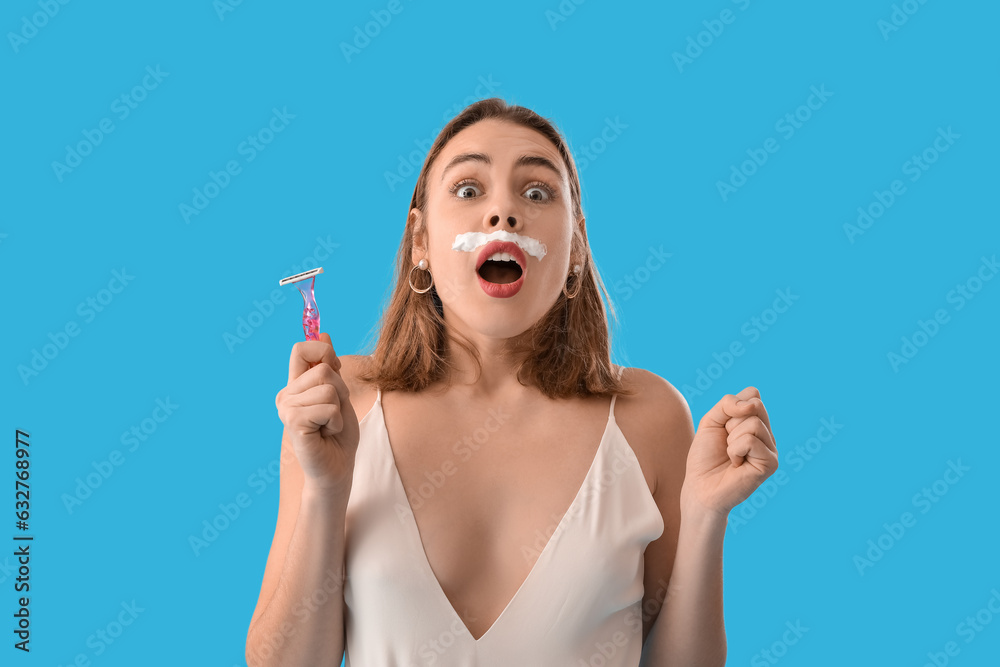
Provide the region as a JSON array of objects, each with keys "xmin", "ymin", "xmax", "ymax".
[
  {"xmin": 523, "ymin": 181, "xmax": 556, "ymax": 202},
  {"xmin": 450, "ymin": 179, "xmax": 482, "ymax": 199}
]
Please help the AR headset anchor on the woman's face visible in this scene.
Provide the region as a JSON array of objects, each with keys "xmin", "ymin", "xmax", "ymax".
[{"xmin": 410, "ymin": 119, "xmax": 582, "ymax": 341}]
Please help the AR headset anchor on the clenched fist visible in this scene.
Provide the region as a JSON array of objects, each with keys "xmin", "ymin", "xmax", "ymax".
[{"xmin": 275, "ymin": 333, "xmax": 360, "ymax": 494}]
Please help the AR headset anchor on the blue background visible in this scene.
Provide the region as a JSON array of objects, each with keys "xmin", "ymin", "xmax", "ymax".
[{"xmin": 2, "ymin": 0, "xmax": 998, "ymax": 665}]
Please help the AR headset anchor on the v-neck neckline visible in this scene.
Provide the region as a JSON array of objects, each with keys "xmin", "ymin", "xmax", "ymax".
[{"xmin": 375, "ymin": 390, "xmax": 617, "ymax": 644}]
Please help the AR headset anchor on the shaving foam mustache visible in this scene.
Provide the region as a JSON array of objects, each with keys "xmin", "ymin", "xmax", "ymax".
[{"xmin": 451, "ymin": 230, "xmax": 547, "ymax": 260}]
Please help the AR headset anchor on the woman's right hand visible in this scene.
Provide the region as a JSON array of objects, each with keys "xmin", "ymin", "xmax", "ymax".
[{"xmin": 275, "ymin": 332, "xmax": 360, "ymax": 495}]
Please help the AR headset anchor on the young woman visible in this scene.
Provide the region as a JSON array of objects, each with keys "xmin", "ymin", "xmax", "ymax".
[{"xmin": 246, "ymin": 98, "xmax": 778, "ymax": 667}]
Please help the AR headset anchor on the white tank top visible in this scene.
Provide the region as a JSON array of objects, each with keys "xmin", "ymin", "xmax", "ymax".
[{"xmin": 343, "ymin": 365, "xmax": 664, "ymax": 666}]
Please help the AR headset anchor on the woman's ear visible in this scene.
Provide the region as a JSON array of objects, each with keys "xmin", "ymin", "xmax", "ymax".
[{"xmin": 410, "ymin": 208, "xmax": 426, "ymax": 260}]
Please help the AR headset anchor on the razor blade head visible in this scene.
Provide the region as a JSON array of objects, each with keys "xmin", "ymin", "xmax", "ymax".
[{"xmin": 279, "ymin": 267, "xmax": 324, "ymax": 287}]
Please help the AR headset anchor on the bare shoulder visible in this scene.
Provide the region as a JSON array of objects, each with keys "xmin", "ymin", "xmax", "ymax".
[
  {"xmin": 615, "ymin": 366, "xmax": 695, "ymax": 496},
  {"xmin": 338, "ymin": 354, "xmax": 378, "ymax": 421},
  {"xmin": 613, "ymin": 369, "xmax": 697, "ymax": 645}
]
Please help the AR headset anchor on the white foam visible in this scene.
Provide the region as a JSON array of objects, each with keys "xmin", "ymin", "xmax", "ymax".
[{"xmin": 451, "ymin": 230, "xmax": 547, "ymax": 261}]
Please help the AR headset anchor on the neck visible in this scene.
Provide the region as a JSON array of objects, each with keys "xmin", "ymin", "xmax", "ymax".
[{"xmin": 441, "ymin": 327, "xmax": 535, "ymax": 404}]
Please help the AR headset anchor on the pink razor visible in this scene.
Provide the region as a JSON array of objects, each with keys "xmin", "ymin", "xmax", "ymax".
[{"xmin": 279, "ymin": 267, "xmax": 324, "ymax": 341}]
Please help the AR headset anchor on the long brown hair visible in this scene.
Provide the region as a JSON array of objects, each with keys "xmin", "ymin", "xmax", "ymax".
[{"xmin": 356, "ymin": 97, "xmax": 635, "ymax": 400}]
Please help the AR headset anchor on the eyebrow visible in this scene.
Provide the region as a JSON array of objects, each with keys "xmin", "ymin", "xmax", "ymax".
[{"xmin": 439, "ymin": 152, "xmax": 564, "ymax": 184}]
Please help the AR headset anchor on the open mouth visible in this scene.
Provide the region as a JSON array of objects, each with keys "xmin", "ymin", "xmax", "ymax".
[
  {"xmin": 477, "ymin": 254, "xmax": 524, "ymax": 284},
  {"xmin": 474, "ymin": 240, "xmax": 527, "ymax": 298},
  {"xmin": 475, "ymin": 241, "xmax": 527, "ymax": 286}
]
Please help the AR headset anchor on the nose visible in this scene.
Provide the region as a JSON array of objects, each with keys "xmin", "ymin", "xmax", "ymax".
[
  {"xmin": 488, "ymin": 214, "xmax": 517, "ymax": 228},
  {"xmin": 482, "ymin": 181, "xmax": 523, "ymax": 232}
]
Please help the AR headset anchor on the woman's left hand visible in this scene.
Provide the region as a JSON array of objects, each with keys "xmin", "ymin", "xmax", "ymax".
[{"xmin": 680, "ymin": 387, "xmax": 779, "ymax": 518}]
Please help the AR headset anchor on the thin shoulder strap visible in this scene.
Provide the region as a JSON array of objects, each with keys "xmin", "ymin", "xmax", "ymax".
[{"xmin": 609, "ymin": 365, "xmax": 626, "ymax": 419}]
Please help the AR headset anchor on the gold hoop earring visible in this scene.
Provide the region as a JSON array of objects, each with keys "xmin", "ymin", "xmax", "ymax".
[
  {"xmin": 409, "ymin": 258, "xmax": 434, "ymax": 294},
  {"xmin": 563, "ymin": 263, "xmax": 583, "ymax": 299}
]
